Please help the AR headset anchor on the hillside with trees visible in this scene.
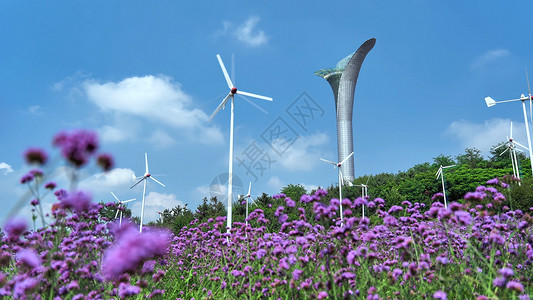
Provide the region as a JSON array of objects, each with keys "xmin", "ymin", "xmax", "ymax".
[{"xmin": 146, "ymin": 145, "xmax": 533, "ymax": 233}]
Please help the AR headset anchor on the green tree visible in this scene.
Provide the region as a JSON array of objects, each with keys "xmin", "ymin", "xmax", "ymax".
[{"xmin": 456, "ymin": 147, "xmax": 485, "ymax": 168}]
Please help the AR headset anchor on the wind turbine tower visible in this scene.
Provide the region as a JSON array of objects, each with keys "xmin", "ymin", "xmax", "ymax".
[{"xmin": 315, "ymin": 38, "xmax": 375, "ymax": 182}]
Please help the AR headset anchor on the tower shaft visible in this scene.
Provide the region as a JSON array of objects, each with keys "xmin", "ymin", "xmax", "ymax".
[{"xmin": 316, "ymin": 38, "xmax": 375, "ymax": 182}]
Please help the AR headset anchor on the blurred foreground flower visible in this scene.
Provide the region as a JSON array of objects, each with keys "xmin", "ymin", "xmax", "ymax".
[{"xmin": 102, "ymin": 222, "xmax": 171, "ymax": 281}]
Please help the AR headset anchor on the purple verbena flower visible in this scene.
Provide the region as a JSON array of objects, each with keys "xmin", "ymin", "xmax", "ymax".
[
  {"xmin": 102, "ymin": 223, "xmax": 171, "ymax": 281},
  {"xmin": 96, "ymin": 153, "xmax": 114, "ymax": 171},
  {"xmin": 433, "ymin": 290, "xmax": 447, "ymax": 300},
  {"xmin": 60, "ymin": 190, "xmax": 93, "ymax": 213},
  {"xmin": 4, "ymin": 218, "xmax": 27, "ymax": 239},
  {"xmin": 506, "ymin": 281, "xmax": 524, "ymax": 293},
  {"xmin": 16, "ymin": 248, "xmax": 41, "ymax": 270},
  {"xmin": 24, "ymin": 148, "xmax": 48, "ymax": 165}
]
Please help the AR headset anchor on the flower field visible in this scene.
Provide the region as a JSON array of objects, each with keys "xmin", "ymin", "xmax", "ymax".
[{"xmin": 2, "ymin": 131, "xmax": 532, "ymax": 299}]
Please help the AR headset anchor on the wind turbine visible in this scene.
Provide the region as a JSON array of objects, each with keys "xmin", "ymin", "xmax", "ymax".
[
  {"xmin": 110, "ymin": 192, "xmax": 136, "ymax": 227},
  {"xmin": 355, "ymin": 178, "xmax": 369, "ymax": 218},
  {"xmin": 209, "ymin": 54, "xmax": 273, "ymax": 231},
  {"xmin": 131, "ymin": 153, "xmax": 166, "ymax": 233},
  {"xmin": 485, "ymin": 69, "xmax": 533, "ymax": 175},
  {"xmin": 157, "ymin": 211, "xmax": 163, "ymax": 223},
  {"xmin": 238, "ymin": 182, "xmax": 256, "ymax": 226},
  {"xmin": 435, "ymin": 165, "xmax": 456, "ymax": 209},
  {"xmin": 320, "ymin": 151, "xmax": 354, "ymax": 225},
  {"xmin": 495, "ymin": 122, "xmax": 528, "ymax": 184}
]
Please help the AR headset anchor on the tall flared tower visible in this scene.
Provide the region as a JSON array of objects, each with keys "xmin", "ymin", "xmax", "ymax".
[{"xmin": 315, "ymin": 38, "xmax": 375, "ymax": 182}]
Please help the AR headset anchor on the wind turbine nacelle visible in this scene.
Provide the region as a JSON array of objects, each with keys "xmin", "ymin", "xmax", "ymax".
[
  {"xmin": 231, "ymin": 87, "xmax": 238, "ymax": 94},
  {"xmin": 485, "ymin": 97, "xmax": 496, "ymax": 107}
]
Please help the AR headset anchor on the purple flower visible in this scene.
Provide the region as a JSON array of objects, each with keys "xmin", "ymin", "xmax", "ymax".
[
  {"xmin": 13, "ymin": 276, "xmax": 39, "ymax": 298},
  {"xmin": 432, "ymin": 193, "xmax": 444, "ymax": 201},
  {"xmin": 292, "ymin": 269, "xmax": 303, "ymax": 280},
  {"xmin": 285, "ymin": 198, "xmax": 295, "ymax": 207},
  {"xmin": 486, "ymin": 178, "xmax": 499, "ymax": 185},
  {"xmin": 16, "ymin": 248, "xmax": 41, "ymax": 269},
  {"xmin": 388, "ymin": 205, "xmax": 403, "ymax": 213},
  {"xmin": 102, "ymin": 223, "xmax": 171, "ymax": 281},
  {"xmin": 24, "ymin": 148, "xmax": 48, "ymax": 165},
  {"xmin": 506, "ymin": 281, "xmax": 524, "ymax": 292},
  {"xmin": 433, "ymin": 290, "xmax": 447, "ymax": 300},
  {"xmin": 317, "ymin": 291, "xmax": 328, "ymax": 299},
  {"xmin": 20, "ymin": 173, "xmax": 34, "ymax": 184},
  {"xmin": 4, "ymin": 218, "xmax": 27, "ymax": 239},
  {"xmin": 60, "ymin": 190, "xmax": 93, "ymax": 213},
  {"xmin": 300, "ymin": 194, "xmax": 313, "ymax": 203},
  {"xmin": 454, "ymin": 211, "xmax": 471, "ymax": 225},
  {"xmin": 256, "ymin": 249, "xmax": 267, "ymax": 259},
  {"xmin": 97, "ymin": 153, "xmax": 114, "ymax": 171},
  {"xmin": 493, "ymin": 277, "xmax": 506, "ymax": 287},
  {"xmin": 118, "ymin": 283, "xmax": 140, "ymax": 298},
  {"xmin": 499, "ymin": 267, "xmax": 514, "ymax": 278},
  {"xmin": 44, "ymin": 181, "xmax": 57, "ymax": 190},
  {"xmin": 464, "ymin": 191, "xmax": 486, "ymax": 201},
  {"xmin": 30, "ymin": 198, "xmax": 39, "ymax": 206},
  {"xmin": 384, "ymin": 216, "xmax": 398, "ymax": 226},
  {"xmin": 53, "ymin": 130, "xmax": 99, "ymax": 167}
]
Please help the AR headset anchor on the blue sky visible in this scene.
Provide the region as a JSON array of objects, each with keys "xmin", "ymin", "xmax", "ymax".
[{"xmin": 2, "ymin": 1, "xmax": 533, "ymax": 225}]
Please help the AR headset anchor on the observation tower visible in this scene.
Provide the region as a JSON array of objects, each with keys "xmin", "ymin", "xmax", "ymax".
[{"xmin": 315, "ymin": 38, "xmax": 375, "ymax": 182}]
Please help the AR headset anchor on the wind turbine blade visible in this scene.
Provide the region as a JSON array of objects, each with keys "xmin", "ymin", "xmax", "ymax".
[
  {"xmin": 500, "ymin": 148, "xmax": 509, "ymax": 156},
  {"xmin": 115, "ymin": 209, "xmax": 120, "ymax": 219},
  {"xmin": 131, "ymin": 177, "xmax": 146, "ymax": 189},
  {"xmin": 514, "ymin": 141, "xmax": 529, "ymax": 150},
  {"xmin": 510, "ymin": 122, "xmax": 513, "ymax": 140},
  {"xmin": 209, "ymin": 93, "xmax": 232, "ymax": 121},
  {"xmin": 150, "ymin": 176, "xmax": 166, "ymax": 187},
  {"xmin": 485, "ymin": 97, "xmax": 496, "ymax": 107},
  {"xmin": 145, "ymin": 153, "xmax": 149, "ymax": 174},
  {"xmin": 443, "ymin": 164, "xmax": 456, "ymax": 169},
  {"xmin": 320, "ymin": 158, "xmax": 337, "ymax": 166},
  {"xmin": 240, "ymin": 95, "xmax": 269, "ymax": 114},
  {"xmin": 494, "ymin": 143, "xmax": 507, "ymax": 151},
  {"xmin": 339, "ymin": 152, "xmax": 355, "ymax": 166},
  {"xmin": 526, "ymin": 66, "xmax": 532, "ymax": 123},
  {"xmin": 216, "ymin": 54, "xmax": 233, "ymax": 89},
  {"xmin": 122, "ymin": 198, "xmax": 136, "ymax": 203},
  {"xmin": 435, "ymin": 168, "xmax": 442, "ymax": 179},
  {"xmin": 110, "ymin": 191, "xmax": 119, "ymax": 202},
  {"xmin": 247, "ymin": 182, "xmax": 251, "ymax": 197},
  {"xmin": 236, "ymin": 90, "xmax": 273, "ymax": 101},
  {"xmin": 231, "ymin": 53, "xmax": 235, "ymax": 85}
]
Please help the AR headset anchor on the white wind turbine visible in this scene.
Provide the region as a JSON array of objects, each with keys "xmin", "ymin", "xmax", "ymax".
[
  {"xmin": 495, "ymin": 122, "xmax": 528, "ymax": 185},
  {"xmin": 320, "ymin": 151, "xmax": 354, "ymax": 225},
  {"xmin": 355, "ymin": 178, "xmax": 369, "ymax": 219},
  {"xmin": 485, "ymin": 68, "xmax": 533, "ymax": 175},
  {"xmin": 110, "ymin": 192, "xmax": 136, "ymax": 227},
  {"xmin": 238, "ymin": 182, "xmax": 256, "ymax": 226},
  {"xmin": 436, "ymin": 164, "xmax": 456, "ymax": 209},
  {"xmin": 209, "ymin": 54, "xmax": 273, "ymax": 231},
  {"xmin": 131, "ymin": 153, "xmax": 166, "ymax": 233}
]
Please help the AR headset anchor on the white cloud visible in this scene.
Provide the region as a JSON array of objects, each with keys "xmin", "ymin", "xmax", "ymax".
[
  {"xmin": 130, "ymin": 191, "xmax": 184, "ymax": 223},
  {"xmin": 98, "ymin": 125, "xmax": 130, "ymax": 143},
  {"xmin": 0, "ymin": 162, "xmax": 13, "ymax": 175},
  {"xmin": 267, "ymin": 176, "xmax": 284, "ymax": 190},
  {"xmin": 273, "ymin": 132, "xmax": 329, "ymax": 171},
  {"xmin": 471, "ymin": 49, "xmax": 510, "ymax": 70},
  {"xmin": 218, "ymin": 16, "xmax": 268, "ymax": 47},
  {"xmin": 445, "ymin": 118, "xmax": 526, "ymax": 155},
  {"xmin": 149, "ymin": 130, "xmax": 177, "ymax": 149},
  {"xmin": 79, "ymin": 168, "xmax": 136, "ymax": 194},
  {"xmin": 82, "ymin": 75, "xmax": 223, "ymax": 145},
  {"xmin": 28, "ymin": 105, "xmax": 43, "ymax": 115}
]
